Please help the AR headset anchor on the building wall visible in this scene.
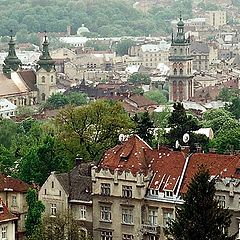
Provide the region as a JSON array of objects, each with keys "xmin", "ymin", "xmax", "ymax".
[
  {"xmin": 0, "ymin": 221, "xmax": 15, "ymax": 240},
  {"xmin": 206, "ymin": 11, "xmax": 227, "ymax": 27},
  {"xmin": 39, "ymin": 174, "xmax": 69, "ymax": 217},
  {"xmin": 0, "ymin": 192, "xmax": 27, "ymax": 233},
  {"xmin": 36, "ymin": 68, "xmax": 57, "ymax": 103}
]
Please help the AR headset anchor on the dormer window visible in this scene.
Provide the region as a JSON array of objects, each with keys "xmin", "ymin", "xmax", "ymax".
[
  {"xmin": 0, "ymin": 202, "xmax": 3, "ymax": 213},
  {"xmin": 150, "ymin": 189, "xmax": 158, "ymax": 196},
  {"xmin": 164, "ymin": 191, "xmax": 173, "ymax": 198}
]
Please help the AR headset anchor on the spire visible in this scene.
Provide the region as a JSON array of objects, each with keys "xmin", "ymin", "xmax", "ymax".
[
  {"xmin": 37, "ymin": 31, "xmax": 55, "ymax": 72},
  {"xmin": 172, "ymin": 13, "xmax": 186, "ymax": 44},
  {"xmin": 3, "ymin": 30, "xmax": 22, "ymax": 77}
]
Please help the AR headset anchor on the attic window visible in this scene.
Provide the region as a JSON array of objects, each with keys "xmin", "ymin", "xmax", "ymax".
[
  {"xmin": 120, "ymin": 156, "xmax": 128, "ymax": 161},
  {"xmin": 150, "ymin": 189, "xmax": 158, "ymax": 196},
  {"xmin": 164, "ymin": 191, "xmax": 173, "ymax": 198},
  {"xmin": 0, "ymin": 202, "xmax": 3, "ymax": 213}
]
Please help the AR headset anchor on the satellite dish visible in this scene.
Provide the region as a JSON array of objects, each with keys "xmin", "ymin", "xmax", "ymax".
[
  {"xmin": 183, "ymin": 133, "xmax": 190, "ymax": 143},
  {"xmin": 175, "ymin": 140, "xmax": 180, "ymax": 149},
  {"xmin": 119, "ymin": 134, "xmax": 125, "ymax": 142}
]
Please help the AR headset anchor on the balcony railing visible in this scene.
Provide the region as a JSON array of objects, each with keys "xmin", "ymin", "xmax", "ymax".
[{"xmin": 141, "ymin": 224, "xmax": 160, "ymax": 234}]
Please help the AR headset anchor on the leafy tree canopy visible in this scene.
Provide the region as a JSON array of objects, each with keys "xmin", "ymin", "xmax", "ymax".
[
  {"xmin": 45, "ymin": 92, "xmax": 88, "ymax": 109},
  {"xmin": 55, "ymin": 99, "xmax": 134, "ymax": 161},
  {"xmin": 144, "ymin": 89, "xmax": 168, "ymax": 104},
  {"xmin": 128, "ymin": 73, "xmax": 151, "ymax": 85},
  {"xmin": 25, "ymin": 188, "xmax": 45, "ymax": 237}
]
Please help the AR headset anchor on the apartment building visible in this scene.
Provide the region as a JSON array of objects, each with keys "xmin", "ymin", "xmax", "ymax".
[
  {"xmin": 206, "ymin": 11, "xmax": 227, "ymax": 28},
  {"xmin": 0, "ymin": 174, "xmax": 30, "ymax": 239},
  {"xmin": 92, "ymin": 135, "xmax": 240, "ymax": 240}
]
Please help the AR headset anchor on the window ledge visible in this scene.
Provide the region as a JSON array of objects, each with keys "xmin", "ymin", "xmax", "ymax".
[
  {"xmin": 121, "ymin": 222, "xmax": 134, "ymax": 226},
  {"xmin": 99, "ymin": 220, "xmax": 112, "ymax": 223}
]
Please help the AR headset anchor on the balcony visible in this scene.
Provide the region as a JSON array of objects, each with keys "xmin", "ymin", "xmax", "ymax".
[{"xmin": 141, "ymin": 224, "xmax": 160, "ymax": 234}]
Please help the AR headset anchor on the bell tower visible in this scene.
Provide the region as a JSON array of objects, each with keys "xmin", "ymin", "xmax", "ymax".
[
  {"xmin": 36, "ymin": 33, "xmax": 57, "ymax": 103},
  {"xmin": 168, "ymin": 15, "xmax": 194, "ymax": 102},
  {"xmin": 3, "ymin": 31, "xmax": 22, "ymax": 78}
]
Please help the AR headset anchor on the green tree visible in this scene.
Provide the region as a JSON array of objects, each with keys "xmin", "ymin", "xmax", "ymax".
[
  {"xmin": 166, "ymin": 102, "xmax": 200, "ymax": 149},
  {"xmin": 226, "ymin": 97, "xmax": 240, "ymax": 120},
  {"xmin": 166, "ymin": 166, "xmax": 235, "ymax": 240},
  {"xmin": 128, "ymin": 73, "xmax": 151, "ymax": 85},
  {"xmin": 25, "ymin": 188, "xmax": 45, "ymax": 237},
  {"xmin": 45, "ymin": 93, "xmax": 69, "ymax": 109},
  {"xmin": 55, "ymin": 100, "xmax": 134, "ymax": 161},
  {"xmin": 133, "ymin": 112, "xmax": 154, "ymax": 145},
  {"xmin": 115, "ymin": 39, "xmax": 134, "ymax": 56},
  {"xmin": 144, "ymin": 89, "xmax": 168, "ymax": 104}
]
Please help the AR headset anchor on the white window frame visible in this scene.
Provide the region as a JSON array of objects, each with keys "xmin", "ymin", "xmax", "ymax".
[
  {"xmin": 80, "ymin": 205, "xmax": 86, "ymax": 220},
  {"xmin": 122, "ymin": 208, "xmax": 133, "ymax": 224},
  {"xmin": 2, "ymin": 225, "xmax": 7, "ymax": 240},
  {"xmin": 163, "ymin": 209, "xmax": 173, "ymax": 227},
  {"xmin": 122, "ymin": 185, "xmax": 132, "ymax": 198},
  {"xmin": 101, "ymin": 230, "xmax": 112, "ymax": 240},
  {"xmin": 122, "ymin": 233, "xmax": 134, "ymax": 240},
  {"xmin": 12, "ymin": 195, "xmax": 17, "ymax": 206},
  {"xmin": 100, "ymin": 206, "xmax": 111, "ymax": 222},
  {"xmin": 51, "ymin": 203, "xmax": 57, "ymax": 216},
  {"xmin": 149, "ymin": 208, "xmax": 158, "ymax": 226}
]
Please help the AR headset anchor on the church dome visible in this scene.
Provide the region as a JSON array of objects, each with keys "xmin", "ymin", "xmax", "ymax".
[
  {"xmin": 177, "ymin": 17, "xmax": 184, "ymax": 27},
  {"xmin": 77, "ymin": 24, "xmax": 90, "ymax": 36}
]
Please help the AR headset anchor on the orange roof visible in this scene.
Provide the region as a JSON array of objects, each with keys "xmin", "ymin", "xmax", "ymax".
[
  {"xmin": 0, "ymin": 198, "xmax": 17, "ymax": 223},
  {"xmin": 146, "ymin": 149, "xmax": 186, "ymax": 192},
  {"xmin": 0, "ymin": 174, "xmax": 30, "ymax": 193},
  {"xmin": 181, "ymin": 153, "xmax": 240, "ymax": 193},
  {"xmin": 98, "ymin": 135, "xmax": 240, "ymax": 196},
  {"xmin": 99, "ymin": 135, "xmax": 152, "ymax": 175}
]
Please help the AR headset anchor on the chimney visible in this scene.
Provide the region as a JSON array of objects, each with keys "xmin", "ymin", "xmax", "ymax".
[{"xmin": 75, "ymin": 156, "xmax": 82, "ymax": 166}]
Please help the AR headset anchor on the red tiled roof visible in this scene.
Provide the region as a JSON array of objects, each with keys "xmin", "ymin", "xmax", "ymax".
[
  {"xmin": 0, "ymin": 174, "xmax": 30, "ymax": 193},
  {"xmin": 127, "ymin": 95, "xmax": 157, "ymax": 108},
  {"xmin": 146, "ymin": 149, "xmax": 186, "ymax": 192},
  {"xmin": 99, "ymin": 135, "xmax": 152, "ymax": 175},
  {"xmin": 181, "ymin": 153, "xmax": 240, "ymax": 193},
  {"xmin": 0, "ymin": 199, "xmax": 17, "ymax": 222}
]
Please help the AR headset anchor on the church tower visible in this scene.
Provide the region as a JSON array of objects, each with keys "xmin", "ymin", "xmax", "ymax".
[
  {"xmin": 36, "ymin": 33, "xmax": 57, "ymax": 102},
  {"xmin": 168, "ymin": 15, "xmax": 194, "ymax": 102},
  {"xmin": 3, "ymin": 31, "xmax": 22, "ymax": 78}
]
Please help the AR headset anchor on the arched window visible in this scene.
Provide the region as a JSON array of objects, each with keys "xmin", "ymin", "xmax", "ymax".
[
  {"xmin": 174, "ymin": 68, "xmax": 177, "ymax": 75},
  {"xmin": 41, "ymin": 93, "xmax": 46, "ymax": 101},
  {"xmin": 180, "ymin": 69, "xmax": 183, "ymax": 75},
  {"xmin": 51, "ymin": 76, "xmax": 54, "ymax": 82},
  {"xmin": 42, "ymin": 76, "xmax": 45, "ymax": 83}
]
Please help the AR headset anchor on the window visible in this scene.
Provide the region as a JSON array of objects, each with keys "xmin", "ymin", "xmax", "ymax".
[
  {"xmin": 80, "ymin": 205, "xmax": 86, "ymax": 220},
  {"xmin": 45, "ymin": 189, "xmax": 47, "ymax": 195},
  {"xmin": 51, "ymin": 76, "xmax": 54, "ymax": 82},
  {"xmin": 51, "ymin": 203, "xmax": 57, "ymax": 216},
  {"xmin": 122, "ymin": 208, "xmax": 133, "ymax": 224},
  {"xmin": 101, "ymin": 183, "xmax": 111, "ymax": 196},
  {"xmin": 149, "ymin": 208, "xmax": 158, "ymax": 226},
  {"xmin": 12, "ymin": 195, "xmax": 17, "ymax": 206},
  {"xmin": 101, "ymin": 231, "xmax": 112, "ymax": 240},
  {"xmin": 173, "ymin": 68, "xmax": 177, "ymax": 75},
  {"xmin": 41, "ymin": 93, "xmax": 46, "ymax": 101},
  {"xmin": 52, "ymin": 181, "xmax": 54, "ymax": 188},
  {"xmin": 164, "ymin": 191, "xmax": 173, "ymax": 198},
  {"xmin": 122, "ymin": 186, "xmax": 132, "ymax": 198},
  {"xmin": 2, "ymin": 226, "xmax": 7, "ymax": 240},
  {"xmin": 163, "ymin": 209, "xmax": 173, "ymax": 227},
  {"xmin": 100, "ymin": 206, "xmax": 111, "ymax": 222},
  {"xmin": 123, "ymin": 234, "xmax": 134, "ymax": 240},
  {"xmin": 216, "ymin": 195, "xmax": 226, "ymax": 208},
  {"xmin": 42, "ymin": 76, "xmax": 45, "ymax": 83}
]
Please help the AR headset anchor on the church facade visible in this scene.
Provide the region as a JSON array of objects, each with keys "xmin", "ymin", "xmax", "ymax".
[{"xmin": 0, "ymin": 33, "xmax": 57, "ymax": 106}]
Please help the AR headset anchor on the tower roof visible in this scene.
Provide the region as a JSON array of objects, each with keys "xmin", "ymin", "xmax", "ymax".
[
  {"xmin": 37, "ymin": 33, "xmax": 55, "ymax": 72},
  {"xmin": 177, "ymin": 14, "xmax": 184, "ymax": 27},
  {"xmin": 3, "ymin": 31, "xmax": 22, "ymax": 77}
]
